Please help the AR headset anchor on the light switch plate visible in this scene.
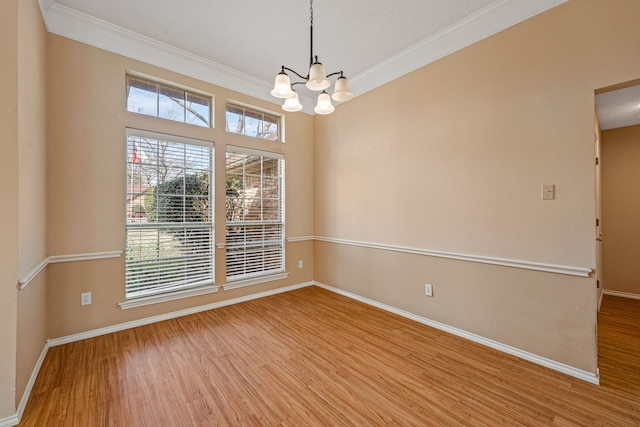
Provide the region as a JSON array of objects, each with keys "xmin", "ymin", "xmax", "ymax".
[{"xmin": 542, "ymin": 184, "xmax": 555, "ymax": 200}]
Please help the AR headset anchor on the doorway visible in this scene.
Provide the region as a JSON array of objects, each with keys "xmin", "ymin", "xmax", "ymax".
[
  {"xmin": 594, "ymin": 80, "xmax": 640, "ymax": 387},
  {"xmin": 595, "ymin": 81, "xmax": 640, "ymax": 302}
]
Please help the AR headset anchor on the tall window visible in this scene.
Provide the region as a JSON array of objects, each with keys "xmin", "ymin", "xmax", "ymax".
[
  {"xmin": 126, "ymin": 75, "xmax": 212, "ymax": 127},
  {"xmin": 126, "ymin": 129, "xmax": 214, "ymax": 299},
  {"xmin": 225, "ymin": 103, "xmax": 281, "ymax": 141},
  {"xmin": 225, "ymin": 147, "xmax": 284, "ymax": 280}
]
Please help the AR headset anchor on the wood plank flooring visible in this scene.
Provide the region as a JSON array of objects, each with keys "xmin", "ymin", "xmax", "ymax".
[{"xmin": 18, "ymin": 287, "xmax": 640, "ymax": 426}]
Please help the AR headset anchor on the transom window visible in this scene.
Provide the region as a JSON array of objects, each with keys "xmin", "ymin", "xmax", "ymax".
[
  {"xmin": 126, "ymin": 75, "xmax": 212, "ymax": 127},
  {"xmin": 225, "ymin": 103, "xmax": 281, "ymax": 141},
  {"xmin": 125, "ymin": 129, "xmax": 214, "ymax": 299},
  {"xmin": 225, "ymin": 147, "xmax": 285, "ymax": 280}
]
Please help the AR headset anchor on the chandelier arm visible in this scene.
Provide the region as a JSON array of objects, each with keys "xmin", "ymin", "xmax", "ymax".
[
  {"xmin": 282, "ymin": 66, "xmax": 309, "ymax": 81},
  {"xmin": 325, "ymin": 71, "xmax": 345, "ymax": 79}
]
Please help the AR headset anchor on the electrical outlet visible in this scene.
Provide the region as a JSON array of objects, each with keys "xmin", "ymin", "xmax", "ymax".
[
  {"xmin": 81, "ymin": 292, "xmax": 92, "ymax": 306},
  {"xmin": 298, "ymin": 259, "xmax": 304, "ymax": 269},
  {"xmin": 424, "ymin": 284, "xmax": 433, "ymax": 297},
  {"xmin": 542, "ymin": 184, "xmax": 555, "ymax": 200}
]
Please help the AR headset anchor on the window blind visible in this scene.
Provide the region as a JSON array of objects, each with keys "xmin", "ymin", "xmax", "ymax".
[
  {"xmin": 126, "ymin": 130, "xmax": 214, "ymax": 299},
  {"xmin": 225, "ymin": 147, "xmax": 284, "ymax": 280}
]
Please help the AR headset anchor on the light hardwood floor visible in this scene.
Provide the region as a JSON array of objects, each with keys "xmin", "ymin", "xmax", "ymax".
[{"xmin": 18, "ymin": 287, "xmax": 640, "ymax": 426}]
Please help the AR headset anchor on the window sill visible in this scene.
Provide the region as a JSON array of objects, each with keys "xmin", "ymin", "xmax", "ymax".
[
  {"xmin": 119, "ymin": 285, "xmax": 220, "ymax": 310},
  {"xmin": 223, "ymin": 272, "xmax": 289, "ymax": 291}
]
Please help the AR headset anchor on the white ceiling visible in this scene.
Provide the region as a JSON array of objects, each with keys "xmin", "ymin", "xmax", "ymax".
[
  {"xmin": 43, "ymin": 0, "xmax": 639, "ymax": 122},
  {"xmin": 596, "ymin": 85, "xmax": 640, "ymax": 131}
]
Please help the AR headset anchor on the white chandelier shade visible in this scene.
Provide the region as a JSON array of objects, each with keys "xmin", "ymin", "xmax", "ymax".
[
  {"xmin": 306, "ymin": 60, "xmax": 331, "ymax": 91},
  {"xmin": 282, "ymin": 91, "xmax": 303, "ymax": 112},
  {"xmin": 331, "ymin": 75, "xmax": 354, "ymax": 102},
  {"xmin": 314, "ymin": 91, "xmax": 335, "ymax": 115},
  {"xmin": 270, "ymin": 71, "xmax": 295, "ymax": 99}
]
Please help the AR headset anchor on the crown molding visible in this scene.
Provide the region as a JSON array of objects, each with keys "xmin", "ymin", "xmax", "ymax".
[
  {"xmin": 36, "ymin": 0, "xmax": 317, "ymax": 113},
  {"xmin": 38, "ymin": 0, "xmax": 567, "ymax": 114},
  {"xmin": 350, "ymin": 0, "xmax": 567, "ymax": 95}
]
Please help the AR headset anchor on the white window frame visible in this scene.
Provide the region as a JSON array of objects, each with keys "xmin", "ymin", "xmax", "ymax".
[
  {"xmin": 122, "ymin": 129, "xmax": 216, "ymax": 307},
  {"xmin": 126, "ymin": 74, "xmax": 213, "ymax": 128},
  {"xmin": 225, "ymin": 101, "xmax": 283, "ymax": 142},
  {"xmin": 224, "ymin": 146, "xmax": 286, "ymax": 288}
]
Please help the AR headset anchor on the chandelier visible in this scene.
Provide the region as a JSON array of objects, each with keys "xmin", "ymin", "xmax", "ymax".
[{"xmin": 270, "ymin": 0, "xmax": 354, "ymax": 115}]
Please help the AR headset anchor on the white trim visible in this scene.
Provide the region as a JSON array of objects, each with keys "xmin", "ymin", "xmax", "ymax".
[
  {"xmin": 286, "ymin": 236, "xmax": 314, "ymax": 243},
  {"xmin": 38, "ymin": 0, "xmax": 566, "ymax": 115},
  {"xmin": 314, "ymin": 281, "xmax": 599, "ymax": 385},
  {"xmin": 126, "ymin": 128, "xmax": 214, "ymax": 149},
  {"xmin": 49, "ymin": 251, "xmax": 122, "ymax": 264},
  {"xmin": 314, "ymin": 236, "xmax": 592, "ymax": 277},
  {"xmin": 351, "ymin": 0, "xmax": 567, "ymax": 97},
  {"xmin": 603, "ymin": 289, "xmax": 640, "ymax": 301},
  {"xmin": 223, "ymin": 272, "xmax": 290, "ymax": 291},
  {"xmin": 0, "ymin": 343, "xmax": 50, "ymax": 427},
  {"xmin": 36, "ymin": 2, "xmax": 272, "ymax": 96},
  {"xmin": 50, "ymin": 281, "xmax": 314, "ymax": 346},
  {"xmin": 0, "ymin": 415, "xmax": 18, "ymax": 427},
  {"xmin": 18, "ymin": 251, "xmax": 123, "ymax": 290},
  {"xmin": 127, "ymin": 70, "xmax": 214, "ymax": 99},
  {"xmin": 226, "ymin": 144, "xmax": 285, "ymax": 160},
  {"xmin": 18, "ymin": 257, "xmax": 49, "ymax": 289},
  {"xmin": 119, "ymin": 285, "xmax": 221, "ymax": 310},
  {"xmin": 16, "ymin": 343, "xmax": 49, "ymax": 422},
  {"xmin": 226, "ymin": 99, "xmax": 283, "ymax": 121},
  {"xmin": 598, "ymin": 289, "xmax": 604, "ymax": 311},
  {"xmin": 37, "ymin": 0, "xmax": 318, "ymax": 113}
]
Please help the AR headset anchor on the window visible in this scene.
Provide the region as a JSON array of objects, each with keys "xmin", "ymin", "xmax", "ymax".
[
  {"xmin": 126, "ymin": 75, "xmax": 211, "ymax": 127},
  {"xmin": 225, "ymin": 147, "xmax": 284, "ymax": 281},
  {"xmin": 225, "ymin": 103, "xmax": 281, "ymax": 141},
  {"xmin": 126, "ymin": 129, "xmax": 214, "ymax": 299}
]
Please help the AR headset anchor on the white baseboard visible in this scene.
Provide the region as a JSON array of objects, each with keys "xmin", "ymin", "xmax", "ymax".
[
  {"xmin": 0, "ymin": 342, "xmax": 50, "ymax": 427},
  {"xmin": 17, "ymin": 344, "xmax": 49, "ymax": 421},
  {"xmin": 598, "ymin": 290, "xmax": 604, "ymax": 311},
  {"xmin": 603, "ymin": 289, "xmax": 640, "ymax": 301},
  {"xmin": 50, "ymin": 281, "xmax": 314, "ymax": 346},
  {"xmin": 10, "ymin": 278, "xmax": 598, "ymax": 427},
  {"xmin": 0, "ymin": 414, "xmax": 19, "ymax": 427},
  {"xmin": 7, "ymin": 282, "xmax": 314, "ymax": 425},
  {"xmin": 314, "ymin": 281, "xmax": 600, "ymax": 385}
]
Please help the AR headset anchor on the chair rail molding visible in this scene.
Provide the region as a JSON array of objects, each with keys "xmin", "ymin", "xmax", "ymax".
[
  {"xmin": 18, "ymin": 251, "xmax": 123, "ymax": 290},
  {"xmin": 313, "ymin": 236, "xmax": 592, "ymax": 277}
]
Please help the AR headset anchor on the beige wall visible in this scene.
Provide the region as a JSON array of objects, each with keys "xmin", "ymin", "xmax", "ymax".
[
  {"xmin": 5, "ymin": 1, "xmax": 640, "ymax": 418},
  {"xmin": 15, "ymin": 0, "xmax": 48, "ymax": 410},
  {"xmin": 16, "ymin": 272, "xmax": 47, "ymax": 406},
  {"xmin": 601, "ymin": 125, "xmax": 640, "ymax": 295},
  {"xmin": 18, "ymin": 0, "xmax": 47, "ymax": 276},
  {"xmin": 314, "ymin": 0, "xmax": 640, "ymax": 372},
  {"xmin": 0, "ymin": 0, "xmax": 20, "ymax": 418},
  {"xmin": 46, "ymin": 35, "xmax": 315, "ymax": 338}
]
